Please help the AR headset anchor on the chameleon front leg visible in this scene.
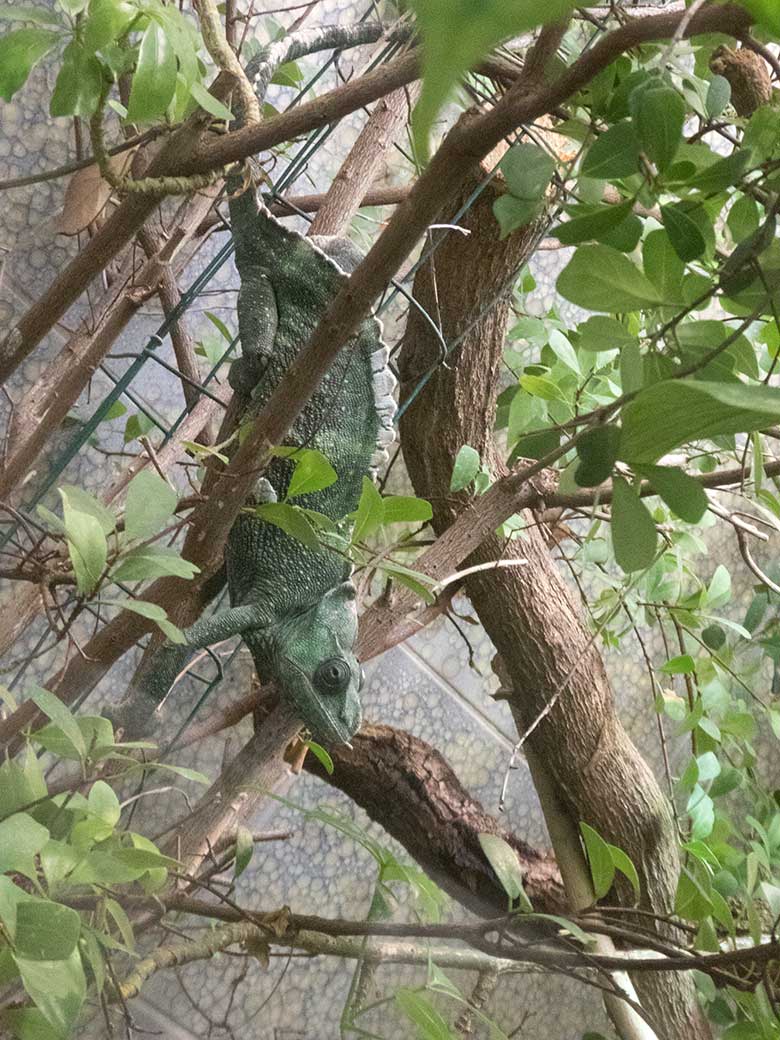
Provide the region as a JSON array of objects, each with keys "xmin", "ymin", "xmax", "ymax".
[{"xmin": 106, "ymin": 603, "xmax": 268, "ymax": 739}]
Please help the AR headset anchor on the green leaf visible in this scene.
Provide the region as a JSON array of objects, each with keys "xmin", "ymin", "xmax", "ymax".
[
  {"xmin": 660, "ymin": 654, "xmax": 696, "ymax": 675},
  {"xmin": 204, "ymin": 311, "xmax": 233, "ymax": 342},
  {"xmin": 140, "ymin": 761, "xmax": 208, "ymax": 785},
  {"xmin": 60, "ymin": 488, "xmax": 107, "ymax": 596},
  {"xmin": 233, "ymin": 825, "xmax": 253, "ymax": 879},
  {"xmin": 111, "ymin": 545, "xmax": 199, "ymax": 582},
  {"xmin": 305, "ymin": 739, "xmax": 334, "ymax": 775},
  {"xmin": 49, "ymin": 40, "xmax": 103, "ymax": 117},
  {"xmin": 557, "ymin": 245, "xmax": 662, "ymax": 313},
  {"xmin": 553, "ymin": 200, "xmax": 635, "ymax": 246},
  {"xmin": 579, "ymin": 822, "xmax": 615, "ymax": 900},
  {"xmin": 409, "ymin": 0, "xmax": 575, "ymax": 157},
  {"xmin": 83, "ymin": 0, "xmax": 134, "ymax": 51},
  {"xmin": 115, "ymin": 599, "xmax": 186, "ymax": 643},
  {"xmin": 676, "ymin": 320, "xmax": 758, "ymax": 379},
  {"xmin": 35, "ymin": 505, "xmax": 65, "ymax": 534},
  {"xmin": 728, "ymin": 195, "xmax": 760, "ymax": 242},
  {"xmin": 574, "ymin": 426, "xmax": 620, "ymax": 488},
  {"xmin": 706, "ymin": 75, "xmax": 731, "ymax": 119},
  {"xmin": 151, "ymin": 4, "xmax": 198, "ymax": 86},
  {"xmin": 634, "ymin": 465, "xmax": 708, "ymax": 523},
  {"xmin": 633, "ymin": 85, "xmax": 684, "ymax": 171},
  {"xmin": 662, "ymin": 203, "xmax": 706, "ymax": 262},
  {"xmin": 81, "ymin": 929, "xmax": 105, "ymax": 996},
  {"xmin": 15, "ymin": 902, "xmax": 81, "ymax": 961},
  {"xmin": 57, "ymin": 485, "xmax": 115, "ymax": 536},
  {"xmin": 607, "ymin": 844, "xmax": 640, "ymax": 901},
  {"xmin": 519, "ymin": 373, "xmax": 567, "ymax": 403},
  {"xmin": 270, "ymin": 59, "xmax": 302, "ymax": 87},
  {"xmin": 694, "ymin": 151, "xmax": 752, "ymax": 197},
  {"xmin": 180, "ymin": 439, "xmax": 228, "ymax": 464},
  {"xmin": 675, "ymin": 867, "xmax": 713, "ymax": 921},
  {"xmin": 0, "ymin": 814, "xmax": 49, "ymax": 879},
  {"xmin": 123, "ymin": 411, "xmax": 156, "ymax": 443},
  {"xmin": 705, "ymin": 564, "xmax": 731, "ymax": 609},
  {"xmin": 351, "ymin": 477, "xmax": 385, "ymax": 543},
  {"xmin": 396, "ymin": 989, "xmax": 456, "ymax": 1040},
  {"xmin": 620, "ymin": 338, "xmax": 643, "ymax": 395},
  {"xmin": 15, "ymin": 949, "xmax": 85, "ymax": 1036},
  {"xmin": 189, "ymin": 79, "xmax": 233, "ymax": 121},
  {"xmin": 124, "ymin": 470, "xmax": 177, "ymax": 541},
  {"xmin": 611, "ymin": 476, "xmax": 657, "ymax": 572},
  {"xmin": 733, "ymin": 0, "xmax": 780, "ymax": 37},
  {"xmin": 580, "ymin": 121, "xmax": 640, "ymax": 179},
  {"xmin": 0, "ymin": 4, "xmax": 62, "ymax": 23},
  {"xmin": 744, "ymin": 105, "xmax": 780, "ymax": 163},
  {"xmin": 273, "ymin": 447, "xmax": 338, "ymax": 500},
  {"xmin": 0, "ymin": 27, "xmax": 57, "ymax": 100},
  {"xmin": 477, "ymin": 833, "xmax": 533, "ymax": 910},
  {"xmin": 492, "ymin": 142, "xmax": 556, "ymax": 236},
  {"xmin": 29, "ymin": 686, "xmax": 86, "ymax": 758},
  {"xmin": 32, "ymin": 715, "xmax": 113, "ymax": 762},
  {"xmin": 126, "ymin": 18, "xmax": 176, "ymax": 123},
  {"xmin": 1, "ymin": 1007, "xmax": 63, "ymax": 1040},
  {"xmin": 499, "ymin": 141, "xmax": 556, "ymax": 201},
  {"xmin": 492, "ymin": 194, "xmax": 540, "ymax": 237},
  {"xmin": 576, "ymin": 316, "xmax": 636, "ymax": 353},
  {"xmin": 687, "ymin": 784, "xmax": 715, "ymax": 840},
  {"xmin": 643, "ymin": 229, "xmax": 685, "ymax": 303},
  {"xmin": 88, "ymin": 780, "xmax": 120, "ymax": 826},
  {"xmin": 0, "ymin": 750, "xmax": 46, "ymax": 820},
  {"xmin": 379, "ymin": 562, "xmax": 436, "ymax": 604},
  {"xmin": 619, "ymin": 381, "xmax": 780, "ymax": 463},
  {"xmin": 450, "ymin": 444, "xmax": 480, "ymax": 491},
  {"xmin": 254, "ymin": 501, "xmax": 320, "ymax": 550},
  {"xmin": 382, "ymin": 496, "xmax": 432, "ymax": 525}
]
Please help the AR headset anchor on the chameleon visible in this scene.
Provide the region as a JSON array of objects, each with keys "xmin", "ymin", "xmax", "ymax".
[{"xmin": 107, "ymin": 186, "xmax": 395, "ymax": 745}]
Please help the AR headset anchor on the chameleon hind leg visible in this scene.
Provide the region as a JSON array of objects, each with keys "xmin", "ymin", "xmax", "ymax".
[{"xmin": 106, "ymin": 603, "xmax": 269, "ymax": 739}]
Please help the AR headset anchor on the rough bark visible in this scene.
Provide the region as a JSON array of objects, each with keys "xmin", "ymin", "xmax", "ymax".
[
  {"xmin": 308, "ymin": 82, "xmax": 420, "ymax": 237},
  {"xmin": 397, "ymin": 172, "xmax": 709, "ymax": 1038},
  {"xmin": 305, "ymin": 722, "xmax": 566, "ymax": 917}
]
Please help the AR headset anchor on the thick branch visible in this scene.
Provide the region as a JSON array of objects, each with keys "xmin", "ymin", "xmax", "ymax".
[
  {"xmin": 162, "ymin": 702, "xmax": 302, "ymax": 878},
  {"xmin": 306, "ymin": 722, "xmax": 565, "ymax": 916}
]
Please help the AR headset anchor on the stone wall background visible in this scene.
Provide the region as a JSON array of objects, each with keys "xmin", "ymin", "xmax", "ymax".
[{"xmin": 0, "ymin": 3, "xmax": 772, "ymax": 1036}]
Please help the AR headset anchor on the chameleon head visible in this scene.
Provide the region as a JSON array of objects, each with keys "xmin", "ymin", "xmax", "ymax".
[{"xmin": 270, "ymin": 581, "xmax": 363, "ymax": 745}]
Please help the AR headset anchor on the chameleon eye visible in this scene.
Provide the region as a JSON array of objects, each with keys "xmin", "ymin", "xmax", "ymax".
[{"xmin": 314, "ymin": 658, "xmax": 351, "ymax": 694}]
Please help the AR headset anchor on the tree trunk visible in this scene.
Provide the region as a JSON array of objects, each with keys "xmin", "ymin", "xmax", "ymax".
[{"xmin": 397, "ymin": 166, "xmax": 710, "ymax": 1039}]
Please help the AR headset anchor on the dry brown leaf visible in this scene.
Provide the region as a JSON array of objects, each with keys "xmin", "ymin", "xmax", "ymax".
[
  {"xmin": 243, "ymin": 932, "xmax": 271, "ymax": 968},
  {"xmin": 55, "ymin": 150, "xmax": 134, "ymax": 236}
]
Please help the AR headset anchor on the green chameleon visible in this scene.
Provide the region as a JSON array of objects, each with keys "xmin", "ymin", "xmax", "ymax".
[{"xmin": 108, "ymin": 187, "xmax": 395, "ymax": 745}]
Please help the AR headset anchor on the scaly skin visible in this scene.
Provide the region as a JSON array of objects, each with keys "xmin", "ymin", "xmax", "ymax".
[{"xmin": 107, "ymin": 189, "xmax": 393, "ymax": 744}]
